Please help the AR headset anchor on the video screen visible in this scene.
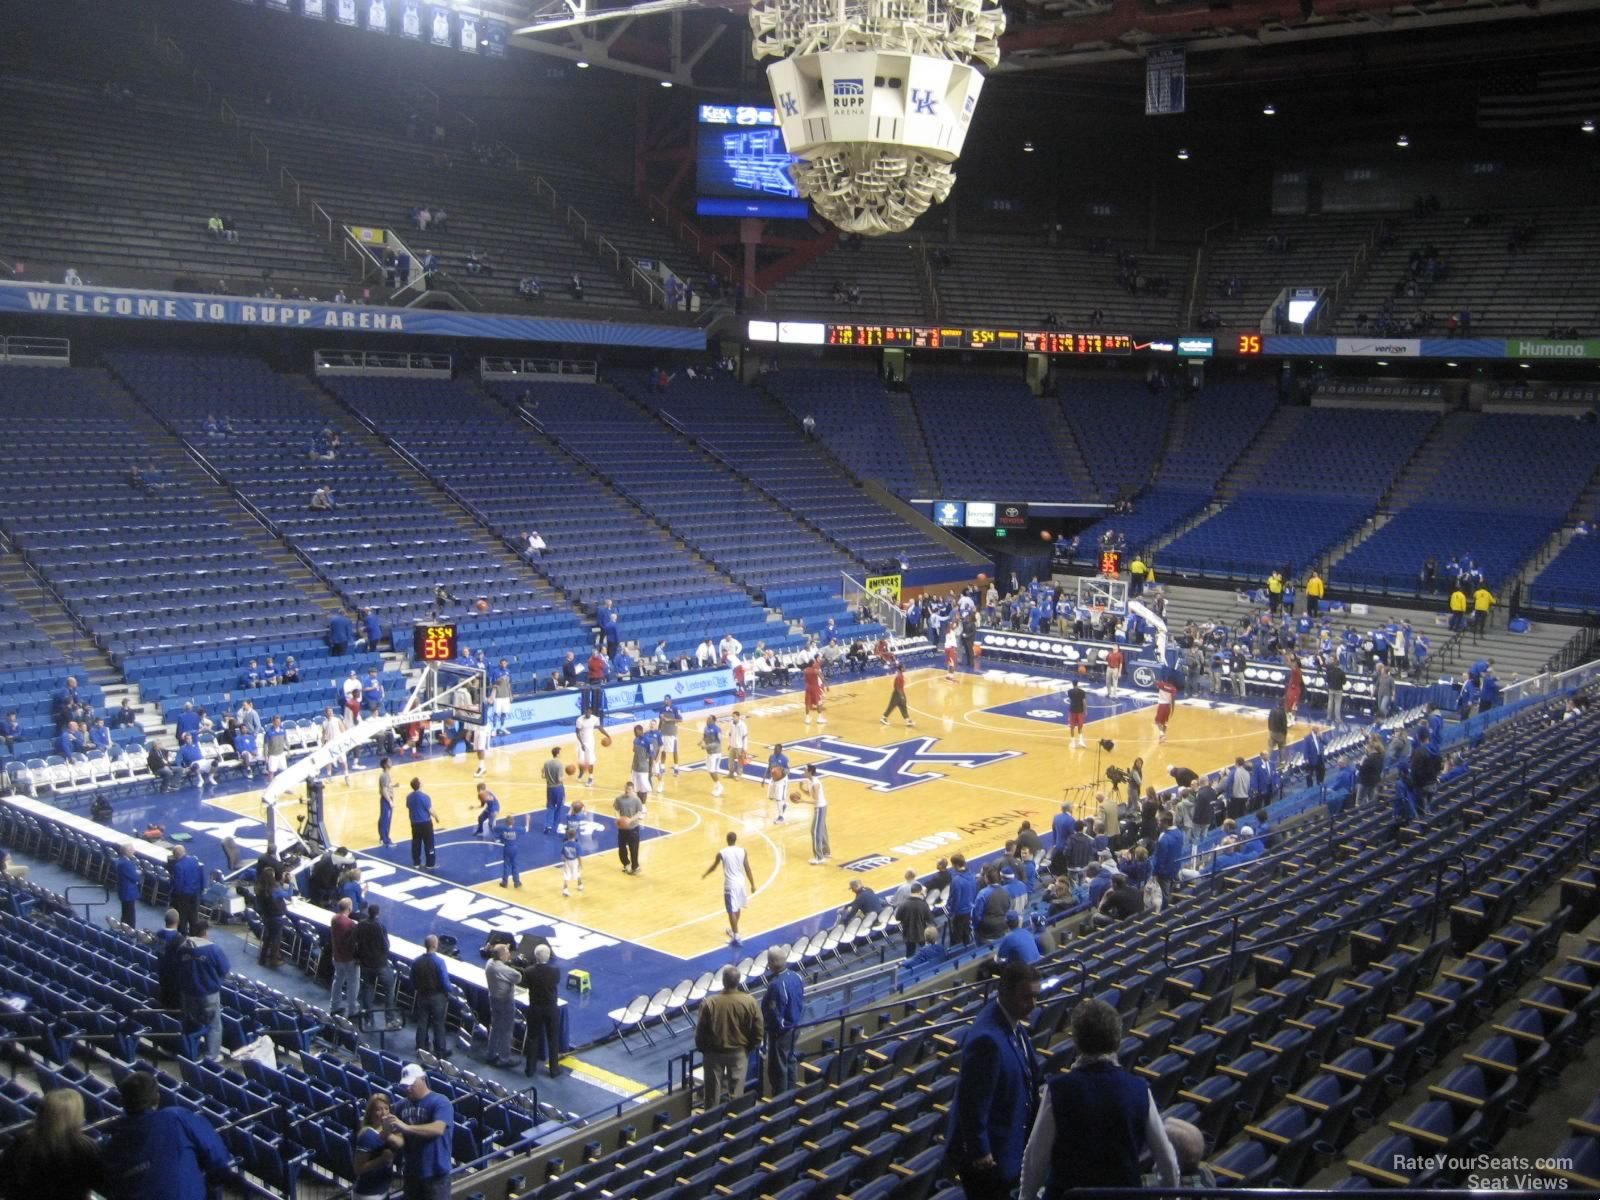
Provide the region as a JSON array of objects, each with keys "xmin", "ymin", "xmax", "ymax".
[{"xmin": 695, "ymin": 104, "xmax": 807, "ymax": 220}]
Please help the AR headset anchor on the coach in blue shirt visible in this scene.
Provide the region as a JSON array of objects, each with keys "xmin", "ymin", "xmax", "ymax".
[
  {"xmin": 406, "ymin": 779, "xmax": 437, "ymax": 869},
  {"xmin": 761, "ymin": 946, "xmax": 805, "ymax": 1095},
  {"xmin": 947, "ymin": 962, "xmax": 1041, "ymax": 1200},
  {"xmin": 116, "ymin": 843, "xmax": 143, "ymax": 927}
]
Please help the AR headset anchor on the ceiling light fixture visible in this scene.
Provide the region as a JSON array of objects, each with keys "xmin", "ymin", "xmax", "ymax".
[
  {"xmin": 576, "ymin": 60, "xmax": 590, "ymax": 68},
  {"xmin": 1176, "ymin": 147, "xmax": 1190, "ymax": 160},
  {"xmin": 1583, "ymin": 118, "xmax": 1596, "ymax": 134},
  {"xmin": 1262, "ymin": 102, "xmax": 1276, "ymax": 115},
  {"xmin": 1395, "ymin": 133, "xmax": 1410, "ymax": 147},
  {"xmin": 1022, "ymin": 141, "xmax": 1034, "ymax": 152}
]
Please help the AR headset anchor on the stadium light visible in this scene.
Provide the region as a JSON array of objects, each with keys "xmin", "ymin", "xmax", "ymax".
[
  {"xmin": 1262, "ymin": 102, "xmax": 1276, "ymax": 115},
  {"xmin": 1176, "ymin": 147, "xmax": 1190, "ymax": 160},
  {"xmin": 1395, "ymin": 132, "xmax": 1410, "ymax": 147},
  {"xmin": 1022, "ymin": 141, "xmax": 1035, "ymax": 152},
  {"xmin": 751, "ymin": 0, "xmax": 1005, "ymax": 234},
  {"xmin": 576, "ymin": 59, "xmax": 590, "ymax": 67},
  {"xmin": 1584, "ymin": 118, "xmax": 1596, "ymax": 134},
  {"xmin": 660, "ymin": 79, "xmax": 673, "ymax": 87}
]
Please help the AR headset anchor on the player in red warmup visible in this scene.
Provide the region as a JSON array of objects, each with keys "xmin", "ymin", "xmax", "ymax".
[
  {"xmin": 1154, "ymin": 675, "xmax": 1180, "ymax": 743},
  {"xmin": 803, "ymin": 657, "xmax": 827, "ymax": 727},
  {"xmin": 1283, "ymin": 651, "xmax": 1305, "ymax": 723}
]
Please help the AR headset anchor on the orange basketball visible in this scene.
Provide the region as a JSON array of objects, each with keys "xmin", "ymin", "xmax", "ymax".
[
  {"xmin": 475, "ymin": 598, "xmax": 490, "ymax": 613},
  {"xmin": 976, "ymin": 572, "xmax": 989, "ymax": 584},
  {"xmin": 565, "ymin": 763, "xmax": 577, "ymax": 776},
  {"xmin": 1077, "ymin": 665, "xmax": 1088, "ymax": 675},
  {"xmin": 600, "ymin": 733, "xmax": 613, "ymax": 748},
  {"xmin": 770, "ymin": 765, "xmax": 786, "ymax": 780}
]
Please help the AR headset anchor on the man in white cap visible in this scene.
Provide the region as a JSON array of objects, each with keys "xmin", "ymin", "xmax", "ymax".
[{"xmin": 386, "ymin": 1064, "xmax": 454, "ymax": 1200}]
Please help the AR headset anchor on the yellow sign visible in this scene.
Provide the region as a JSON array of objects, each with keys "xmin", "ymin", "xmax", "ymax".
[
  {"xmin": 865, "ymin": 573, "xmax": 903, "ymax": 602},
  {"xmin": 350, "ymin": 226, "xmax": 386, "ymax": 245}
]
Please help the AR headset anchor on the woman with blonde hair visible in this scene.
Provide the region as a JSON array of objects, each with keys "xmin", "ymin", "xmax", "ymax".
[
  {"xmin": 0, "ymin": 1087, "xmax": 105, "ymax": 1199},
  {"xmin": 351, "ymin": 1092, "xmax": 404, "ymax": 1200}
]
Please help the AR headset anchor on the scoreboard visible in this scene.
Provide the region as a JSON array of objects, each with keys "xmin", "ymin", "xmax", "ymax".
[
  {"xmin": 822, "ymin": 324, "xmax": 1134, "ymax": 354},
  {"xmin": 413, "ymin": 622, "xmax": 459, "ymax": 663}
]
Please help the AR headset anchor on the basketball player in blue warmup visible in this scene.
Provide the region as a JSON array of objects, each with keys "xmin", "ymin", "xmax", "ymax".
[
  {"xmin": 702, "ymin": 716, "xmax": 724, "ymax": 798},
  {"xmin": 474, "ymin": 782, "xmax": 501, "ymax": 838}
]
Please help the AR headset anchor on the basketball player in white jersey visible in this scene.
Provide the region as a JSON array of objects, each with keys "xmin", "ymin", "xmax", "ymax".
[
  {"xmin": 726, "ymin": 710, "xmax": 751, "ymax": 783},
  {"xmin": 702, "ymin": 831, "xmax": 756, "ymax": 945},
  {"xmin": 574, "ymin": 710, "xmax": 599, "ymax": 788}
]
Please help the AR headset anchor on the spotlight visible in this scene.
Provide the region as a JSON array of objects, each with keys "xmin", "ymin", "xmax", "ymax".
[
  {"xmin": 1022, "ymin": 141, "xmax": 1034, "ymax": 152},
  {"xmin": 1176, "ymin": 147, "xmax": 1190, "ymax": 160},
  {"xmin": 1584, "ymin": 118, "xmax": 1596, "ymax": 134},
  {"xmin": 576, "ymin": 60, "xmax": 590, "ymax": 68},
  {"xmin": 1445, "ymin": 361, "xmax": 1458, "ymax": 367},
  {"xmin": 1262, "ymin": 102, "xmax": 1276, "ymax": 115},
  {"xmin": 1395, "ymin": 133, "xmax": 1410, "ymax": 147},
  {"xmin": 659, "ymin": 80, "xmax": 673, "ymax": 88}
]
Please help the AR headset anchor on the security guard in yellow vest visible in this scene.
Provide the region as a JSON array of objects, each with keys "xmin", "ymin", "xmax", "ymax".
[{"xmin": 1305, "ymin": 571, "xmax": 1326, "ymax": 617}]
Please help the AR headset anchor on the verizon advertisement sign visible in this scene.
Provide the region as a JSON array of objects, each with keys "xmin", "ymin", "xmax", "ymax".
[{"xmin": 1335, "ymin": 338, "xmax": 1421, "ymax": 358}]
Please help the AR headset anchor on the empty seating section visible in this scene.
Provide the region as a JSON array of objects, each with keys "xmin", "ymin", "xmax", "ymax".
[
  {"xmin": 936, "ymin": 236, "xmax": 1189, "ymax": 330},
  {"xmin": 1334, "ymin": 413, "xmax": 1600, "ymax": 593},
  {"xmin": 1336, "ymin": 206, "xmax": 1600, "ymax": 336},
  {"xmin": 0, "ymin": 76, "xmax": 348, "ymax": 299},
  {"xmin": 0, "ymin": 366, "xmax": 327, "ymax": 662},
  {"xmin": 1155, "ymin": 384, "xmax": 1278, "ymax": 494},
  {"xmin": 1203, "ymin": 215, "xmax": 1380, "ymax": 330},
  {"xmin": 1058, "ymin": 380, "xmax": 1171, "ymax": 500},
  {"xmin": 515, "ymin": 380, "xmax": 861, "ymax": 592},
  {"xmin": 764, "ymin": 236, "xmax": 928, "ymax": 320},
  {"xmin": 338, "ymin": 377, "xmax": 800, "ymax": 660},
  {"xmin": 911, "ymin": 374, "xmax": 1078, "ymax": 499},
  {"xmin": 1233, "ymin": 407, "xmax": 1437, "ymax": 498},
  {"xmin": 613, "ymin": 370, "xmax": 966, "ymax": 577},
  {"xmin": 766, "ymin": 368, "xmax": 933, "ymax": 497},
  {"xmin": 106, "ymin": 353, "xmax": 587, "ymax": 677},
  {"xmin": 1530, "ymin": 534, "xmax": 1600, "ymax": 611},
  {"xmin": 1160, "ymin": 495, "xmax": 1373, "ymax": 578}
]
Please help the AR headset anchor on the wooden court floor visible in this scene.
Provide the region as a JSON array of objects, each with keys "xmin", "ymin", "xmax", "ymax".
[{"xmin": 237, "ymin": 669, "xmax": 1290, "ymax": 958}]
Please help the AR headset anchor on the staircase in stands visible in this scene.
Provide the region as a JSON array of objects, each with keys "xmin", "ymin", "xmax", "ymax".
[{"xmin": 1035, "ymin": 394, "xmax": 1097, "ymax": 499}]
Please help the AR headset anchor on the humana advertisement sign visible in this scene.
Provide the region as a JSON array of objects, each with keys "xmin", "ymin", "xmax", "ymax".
[{"xmin": 1507, "ymin": 338, "xmax": 1600, "ymax": 359}]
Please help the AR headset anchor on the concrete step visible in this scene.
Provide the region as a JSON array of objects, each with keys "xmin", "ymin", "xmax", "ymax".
[{"xmin": 1218, "ymin": 407, "xmax": 1305, "ymax": 499}]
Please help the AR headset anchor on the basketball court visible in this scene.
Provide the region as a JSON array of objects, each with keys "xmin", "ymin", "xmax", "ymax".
[{"xmin": 211, "ymin": 666, "xmax": 1292, "ymax": 960}]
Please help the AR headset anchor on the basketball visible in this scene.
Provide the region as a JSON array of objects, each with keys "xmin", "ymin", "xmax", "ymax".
[
  {"xmin": 976, "ymin": 572, "xmax": 989, "ymax": 584},
  {"xmin": 1077, "ymin": 665, "xmax": 1088, "ymax": 675},
  {"xmin": 1040, "ymin": 530, "xmax": 1053, "ymax": 542},
  {"xmin": 600, "ymin": 733, "xmax": 612, "ymax": 748},
  {"xmin": 565, "ymin": 763, "xmax": 577, "ymax": 776},
  {"xmin": 770, "ymin": 765, "xmax": 786, "ymax": 780},
  {"xmin": 475, "ymin": 598, "xmax": 490, "ymax": 613}
]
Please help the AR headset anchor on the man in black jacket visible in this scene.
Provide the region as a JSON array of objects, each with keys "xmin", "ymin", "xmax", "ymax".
[
  {"xmin": 355, "ymin": 904, "xmax": 400, "ymax": 1030},
  {"xmin": 1355, "ymin": 742, "xmax": 1384, "ymax": 810},
  {"xmin": 1324, "ymin": 661, "xmax": 1348, "ymax": 724},
  {"xmin": 522, "ymin": 945, "xmax": 564, "ymax": 1077},
  {"xmin": 896, "ymin": 884, "xmax": 934, "ymax": 959}
]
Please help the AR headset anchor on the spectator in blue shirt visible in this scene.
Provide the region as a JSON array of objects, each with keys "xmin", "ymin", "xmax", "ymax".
[
  {"xmin": 1001, "ymin": 865, "xmax": 1029, "ymax": 906},
  {"xmin": 90, "ymin": 718, "xmax": 112, "ymax": 752},
  {"xmin": 598, "ymin": 600, "xmax": 621, "ymax": 657},
  {"xmin": 1152, "ymin": 813, "xmax": 1185, "ymax": 900},
  {"xmin": 176, "ymin": 734, "xmax": 211, "ymax": 789},
  {"xmin": 57, "ymin": 721, "xmax": 84, "ymax": 758},
  {"xmin": 174, "ymin": 701, "xmax": 201, "ymax": 740},
  {"xmin": 994, "ymin": 912, "xmax": 1042, "ymax": 966},
  {"xmin": 328, "ymin": 610, "xmax": 354, "ymax": 656},
  {"xmin": 361, "ymin": 607, "xmax": 383, "ymax": 651},
  {"xmin": 115, "ymin": 843, "xmax": 142, "ymax": 927},
  {"xmin": 386, "ymin": 1065, "xmax": 454, "ymax": 1200},
  {"xmin": 176, "ymin": 919, "xmax": 230, "ymax": 1061},
  {"xmin": 760, "ymin": 945, "xmax": 805, "ymax": 1096},
  {"xmin": 908, "ymin": 927, "xmax": 945, "ymax": 970},
  {"xmin": 946, "ymin": 853, "xmax": 976, "ymax": 945},
  {"xmin": 241, "ymin": 659, "xmax": 262, "ymax": 689},
  {"xmin": 1085, "ymin": 863, "xmax": 1111, "ymax": 909},
  {"xmin": 363, "ymin": 670, "xmax": 385, "ymax": 717},
  {"xmin": 102, "ymin": 1072, "xmax": 231, "ymax": 1200},
  {"xmin": 352, "ymin": 1094, "xmax": 404, "ymax": 1200},
  {"xmin": 168, "ymin": 844, "xmax": 205, "ymax": 935},
  {"xmin": 233, "ymin": 727, "xmax": 259, "ymax": 778},
  {"xmin": 0, "ymin": 710, "xmax": 18, "ymax": 755}
]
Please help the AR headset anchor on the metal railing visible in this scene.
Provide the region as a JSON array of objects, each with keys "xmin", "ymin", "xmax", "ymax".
[
  {"xmin": 644, "ymin": 194, "xmax": 770, "ymax": 310},
  {"xmin": 0, "ymin": 335, "xmax": 70, "ymax": 365},
  {"xmin": 481, "ymin": 357, "xmax": 598, "ymax": 382},
  {"xmin": 313, "ymin": 349, "xmax": 452, "ymax": 374},
  {"xmin": 1309, "ymin": 217, "xmax": 1387, "ymax": 334},
  {"xmin": 842, "ymin": 571, "xmax": 908, "ymax": 637}
]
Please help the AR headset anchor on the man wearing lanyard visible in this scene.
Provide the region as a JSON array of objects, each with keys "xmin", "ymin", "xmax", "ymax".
[{"xmin": 945, "ymin": 962, "xmax": 1041, "ymax": 1200}]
